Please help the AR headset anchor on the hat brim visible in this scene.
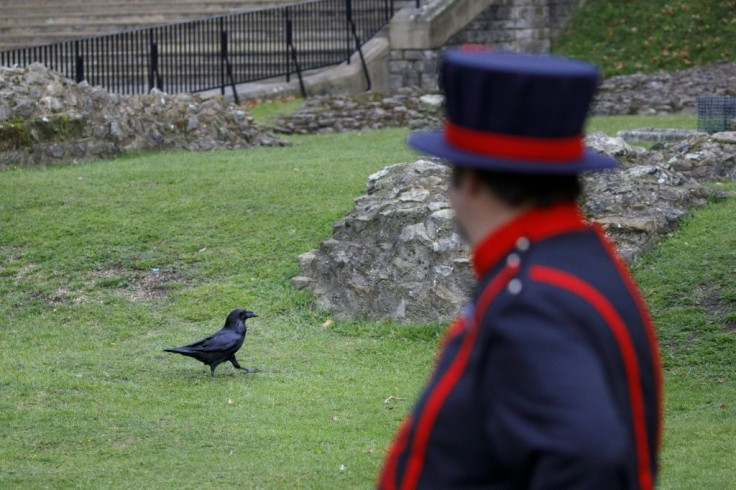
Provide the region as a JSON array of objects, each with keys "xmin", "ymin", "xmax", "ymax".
[{"xmin": 408, "ymin": 130, "xmax": 617, "ymax": 174}]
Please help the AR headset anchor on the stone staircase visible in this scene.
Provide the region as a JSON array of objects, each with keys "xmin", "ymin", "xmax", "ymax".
[
  {"xmin": 0, "ymin": 0, "xmax": 292, "ymax": 50},
  {"xmin": 0, "ymin": 0, "xmax": 423, "ymax": 50},
  {"xmin": 0, "ymin": 0, "xmax": 427, "ymax": 95}
]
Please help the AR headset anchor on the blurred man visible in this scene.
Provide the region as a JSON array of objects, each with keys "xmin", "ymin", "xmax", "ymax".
[{"xmin": 378, "ymin": 48, "xmax": 663, "ymax": 489}]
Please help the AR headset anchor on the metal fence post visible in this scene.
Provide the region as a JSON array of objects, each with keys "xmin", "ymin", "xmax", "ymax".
[
  {"xmin": 149, "ymin": 30, "xmax": 162, "ymax": 92},
  {"xmin": 345, "ymin": 0, "xmax": 352, "ymax": 64},
  {"xmin": 285, "ymin": 8, "xmax": 291, "ymax": 83},
  {"xmin": 220, "ymin": 22, "xmax": 227, "ymax": 96},
  {"xmin": 74, "ymin": 41, "xmax": 84, "ymax": 83},
  {"xmin": 220, "ymin": 24, "xmax": 241, "ymax": 104},
  {"xmin": 284, "ymin": 9, "xmax": 306, "ymax": 98},
  {"xmin": 345, "ymin": 0, "xmax": 371, "ymax": 91}
]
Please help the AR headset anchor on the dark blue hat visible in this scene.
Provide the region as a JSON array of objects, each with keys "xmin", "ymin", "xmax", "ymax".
[{"xmin": 408, "ymin": 48, "xmax": 617, "ymax": 173}]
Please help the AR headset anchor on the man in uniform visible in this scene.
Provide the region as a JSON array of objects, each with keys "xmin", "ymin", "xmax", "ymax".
[{"xmin": 378, "ymin": 48, "xmax": 663, "ymax": 489}]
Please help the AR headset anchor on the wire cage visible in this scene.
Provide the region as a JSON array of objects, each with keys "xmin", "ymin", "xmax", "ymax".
[{"xmin": 697, "ymin": 96, "xmax": 736, "ymax": 134}]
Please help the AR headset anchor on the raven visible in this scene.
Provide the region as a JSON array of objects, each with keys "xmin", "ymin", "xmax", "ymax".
[{"xmin": 164, "ymin": 308, "xmax": 259, "ymax": 377}]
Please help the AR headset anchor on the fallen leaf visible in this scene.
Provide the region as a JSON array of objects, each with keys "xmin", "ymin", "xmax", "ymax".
[
  {"xmin": 227, "ymin": 398, "xmax": 234, "ymax": 405},
  {"xmin": 322, "ymin": 319, "xmax": 334, "ymax": 328},
  {"xmin": 720, "ymin": 402, "xmax": 728, "ymax": 409}
]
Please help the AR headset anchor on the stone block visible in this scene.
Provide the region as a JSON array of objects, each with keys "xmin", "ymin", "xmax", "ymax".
[
  {"xmin": 421, "ymin": 59, "xmax": 439, "ymax": 74},
  {"xmin": 420, "ymin": 74, "xmax": 440, "ymax": 92},
  {"xmin": 404, "ymin": 50, "xmax": 426, "ymax": 61},
  {"xmin": 389, "ymin": 60, "xmax": 412, "ymax": 74},
  {"xmin": 404, "ymin": 71, "xmax": 420, "ymax": 87},
  {"xmin": 389, "ymin": 50, "xmax": 405, "ymax": 61},
  {"xmin": 389, "ymin": 75, "xmax": 406, "ymax": 92}
]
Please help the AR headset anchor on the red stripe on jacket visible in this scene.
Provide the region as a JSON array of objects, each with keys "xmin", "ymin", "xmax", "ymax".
[
  {"xmin": 379, "ymin": 416, "xmax": 413, "ymax": 490},
  {"xmin": 396, "ymin": 263, "xmax": 520, "ymax": 490},
  {"xmin": 593, "ymin": 224, "xmax": 664, "ymax": 453},
  {"xmin": 529, "ymin": 265, "xmax": 655, "ymax": 490}
]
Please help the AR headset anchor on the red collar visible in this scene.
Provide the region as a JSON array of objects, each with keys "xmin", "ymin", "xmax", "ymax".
[{"xmin": 471, "ymin": 202, "xmax": 589, "ymax": 278}]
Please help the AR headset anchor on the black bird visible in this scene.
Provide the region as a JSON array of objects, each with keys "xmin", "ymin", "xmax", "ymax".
[{"xmin": 164, "ymin": 308, "xmax": 259, "ymax": 377}]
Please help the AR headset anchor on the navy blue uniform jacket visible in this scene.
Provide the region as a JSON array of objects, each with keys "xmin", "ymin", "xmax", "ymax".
[{"xmin": 379, "ymin": 203, "xmax": 663, "ymax": 490}]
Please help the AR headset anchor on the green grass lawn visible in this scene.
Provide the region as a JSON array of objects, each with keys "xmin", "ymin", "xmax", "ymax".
[
  {"xmin": 249, "ymin": 96, "xmax": 304, "ymax": 126},
  {"xmin": 587, "ymin": 114, "xmax": 696, "ymax": 136},
  {"xmin": 1, "ymin": 123, "xmax": 734, "ymax": 488},
  {"xmin": 631, "ymin": 180, "xmax": 736, "ymax": 488},
  {"xmin": 553, "ymin": 0, "xmax": 736, "ymax": 77}
]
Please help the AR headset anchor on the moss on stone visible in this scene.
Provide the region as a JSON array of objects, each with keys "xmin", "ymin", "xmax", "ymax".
[{"xmin": 0, "ymin": 120, "xmax": 33, "ymax": 150}]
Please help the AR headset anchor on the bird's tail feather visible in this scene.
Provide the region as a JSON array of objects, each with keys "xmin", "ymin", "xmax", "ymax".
[{"xmin": 163, "ymin": 347, "xmax": 195, "ymax": 355}]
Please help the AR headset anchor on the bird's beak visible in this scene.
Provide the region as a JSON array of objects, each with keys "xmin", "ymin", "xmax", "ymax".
[{"xmin": 249, "ymin": 312, "xmax": 259, "ymax": 318}]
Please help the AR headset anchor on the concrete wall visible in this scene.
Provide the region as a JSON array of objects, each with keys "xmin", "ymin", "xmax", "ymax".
[
  {"xmin": 389, "ymin": 0, "xmax": 584, "ymax": 92},
  {"xmin": 447, "ymin": 0, "xmax": 581, "ymax": 51}
]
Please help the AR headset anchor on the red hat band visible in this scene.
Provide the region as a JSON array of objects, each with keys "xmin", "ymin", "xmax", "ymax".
[{"xmin": 444, "ymin": 122, "xmax": 585, "ymax": 163}]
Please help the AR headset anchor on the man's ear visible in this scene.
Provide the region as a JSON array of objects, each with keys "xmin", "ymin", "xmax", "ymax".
[{"xmin": 464, "ymin": 169, "xmax": 485, "ymax": 197}]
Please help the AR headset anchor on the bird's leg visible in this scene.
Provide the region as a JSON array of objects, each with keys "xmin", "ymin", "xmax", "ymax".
[
  {"xmin": 230, "ymin": 355, "xmax": 259, "ymax": 373},
  {"xmin": 210, "ymin": 365, "xmax": 217, "ymax": 377}
]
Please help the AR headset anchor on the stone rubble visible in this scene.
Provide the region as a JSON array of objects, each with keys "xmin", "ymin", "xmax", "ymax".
[
  {"xmin": 292, "ymin": 132, "xmax": 736, "ymax": 323},
  {"xmin": 592, "ymin": 61, "xmax": 736, "ymax": 116},
  {"xmin": 4, "ymin": 61, "xmax": 735, "ymax": 323},
  {"xmin": 273, "ymin": 61, "xmax": 736, "ymax": 136},
  {"xmin": 616, "ymin": 128, "xmax": 701, "ymax": 143},
  {"xmin": 0, "ymin": 63, "xmax": 286, "ymax": 169},
  {"xmin": 271, "ymin": 87, "xmax": 443, "ymax": 135},
  {"xmin": 292, "ymin": 159, "xmax": 473, "ymax": 323}
]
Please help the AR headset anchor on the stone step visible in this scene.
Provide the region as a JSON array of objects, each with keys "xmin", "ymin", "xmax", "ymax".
[
  {"xmin": 0, "ymin": 13, "xmax": 390, "ymax": 35},
  {"xmin": 0, "ymin": 0, "xmax": 289, "ymax": 10},
  {"xmin": 0, "ymin": 0, "xmax": 300, "ymax": 48},
  {"xmin": 1, "ymin": 4, "xmax": 393, "ymax": 50},
  {"xmin": 1, "ymin": 0, "xmax": 423, "ymax": 56},
  {"xmin": 1, "ymin": 28, "xmax": 380, "ymax": 55},
  {"xmin": 0, "ymin": 3, "xmax": 321, "ymax": 21}
]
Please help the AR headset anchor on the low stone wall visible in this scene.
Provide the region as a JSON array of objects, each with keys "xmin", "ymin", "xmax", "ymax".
[
  {"xmin": 292, "ymin": 132, "xmax": 736, "ymax": 323},
  {"xmin": 593, "ymin": 61, "xmax": 736, "ymax": 115},
  {"xmin": 0, "ymin": 63, "xmax": 284, "ymax": 169},
  {"xmin": 271, "ymin": 60, "xmax": 736, "ymax": 136},
  {"xmin": 271, "ymin": 89, "xmax": 442, "ymax": 134}
]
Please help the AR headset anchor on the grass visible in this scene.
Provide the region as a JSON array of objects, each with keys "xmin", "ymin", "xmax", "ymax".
[
  {"xmin": 587, "ymin": 114, "xmax": 696, "ymax": 136},
  {"xmin": 632, "ymin": 181, "xmax": 736, "ymax": 488},
  {"xmin": 0, "ymin": 128, "xmax": 430, "ymax": 488},
  {"xmin": 1, "ymin": 120, "xmax": 735, "ymax": 488},
  {"xmin": 552, "ymin": 0, "xmax": 736, "ymax": 77},
  {"xmin": 585, "ymin": 114, "xmax": 697, "ymax": 149},
  {"xmin": 248, "ymin": 96, "xmax": 304, "ymax": 126}
]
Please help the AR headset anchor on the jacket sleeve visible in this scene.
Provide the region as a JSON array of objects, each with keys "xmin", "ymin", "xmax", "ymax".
[{"xmin": 480, "ymin": 285, "xmax": 633, "ymax": 489}]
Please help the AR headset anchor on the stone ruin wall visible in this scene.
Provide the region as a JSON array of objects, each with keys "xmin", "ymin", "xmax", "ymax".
[
  {"xmin": 272, "ymin": 60, "xmax": 736, "ymax": 137},
  {"xmin": 292, "ymin": 132, "xmax": 736, "ymax": 323},
  {"xmin": 3, "ymin": 57, "xmax": 735, "ymax": 324},
  {"xmin": 0, "ymin": 63, "xmax": 284, "ymax": 169}
]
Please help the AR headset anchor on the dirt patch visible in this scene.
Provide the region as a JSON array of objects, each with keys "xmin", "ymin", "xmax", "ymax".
[
  {"xmin": 128, "ymin": 268, "xmax": 187, "ymax": 303},
  {"xmin": 91, "ymin": 266, "xmax": 188, "ymax": 304},
  {"xmin": 13, "ymin": 263, "xmax": 37, "ymax": 280},
  {"xmin": 696, "ymin": 284, "xmax": 736, "ymax": 332}
]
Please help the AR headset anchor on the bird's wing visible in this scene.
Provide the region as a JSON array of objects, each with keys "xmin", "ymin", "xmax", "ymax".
[{"xmin": 183, "ymin": 329, "xmax": 241, "ymax": 352}]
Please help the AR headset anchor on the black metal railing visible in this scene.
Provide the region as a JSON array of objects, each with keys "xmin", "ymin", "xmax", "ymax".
[{"xmin": 0, "ymin": 0, "xmax": 395, "ymax": 98}]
